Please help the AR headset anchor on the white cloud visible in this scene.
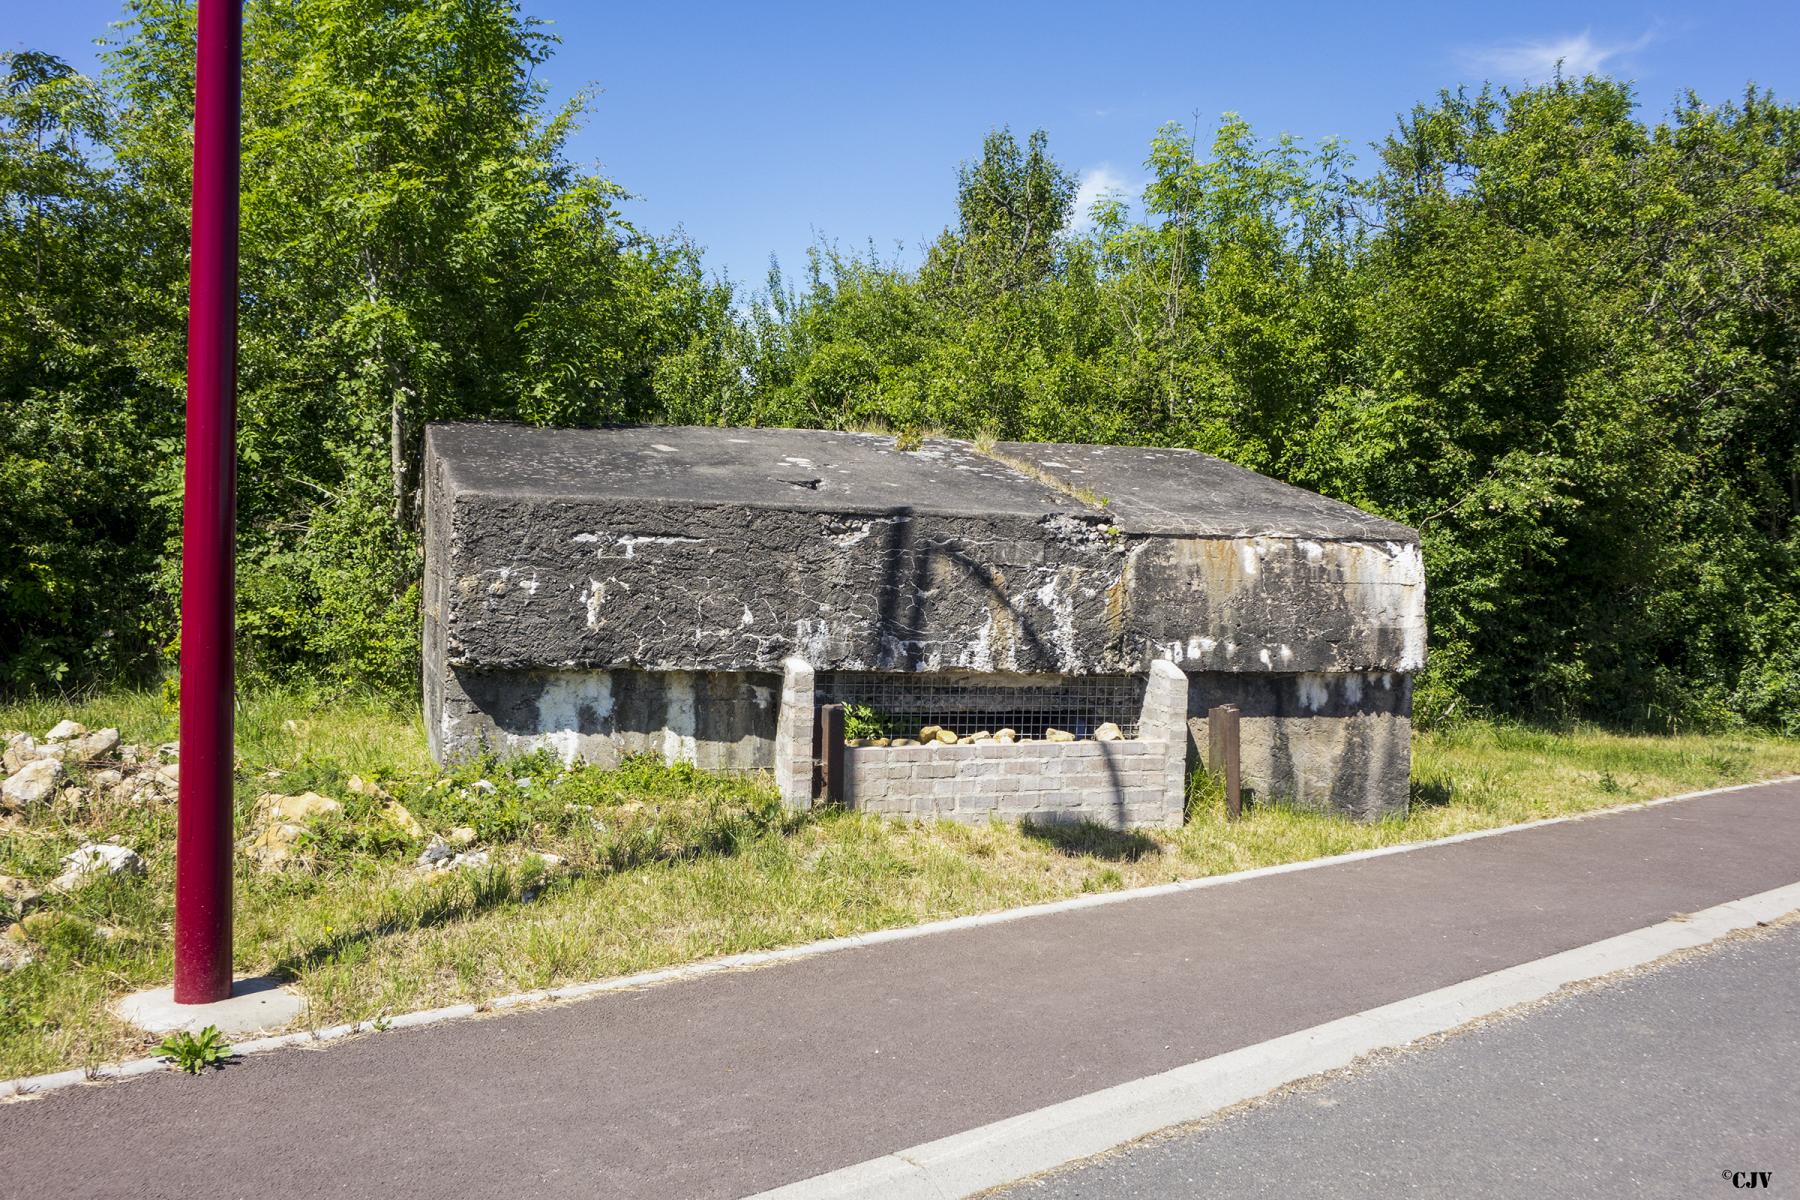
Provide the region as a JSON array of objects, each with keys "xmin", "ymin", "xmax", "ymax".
[
  {"xmin": 1465, "ymin": 26, "xmax": 1657, "ymax": 80},
  {"xmin": 1069, "ymin": 165, "xmax": 1140, "ymax": 234}
]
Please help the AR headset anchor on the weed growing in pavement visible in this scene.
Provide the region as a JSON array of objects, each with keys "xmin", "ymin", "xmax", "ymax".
[{"xmin": 155, "ymin": 1025, "xmax": 231, "ymax": 1074}]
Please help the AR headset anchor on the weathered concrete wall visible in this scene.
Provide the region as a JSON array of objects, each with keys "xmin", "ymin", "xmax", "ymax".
[
  {"xmin": 424, "ymin": 425, "xmax": 1423, "ymax": 681},
  {"xmin": 843, "ymin": 661, "xmax": 1189, "ymax": 829},
  {"xmin": 422, "ymin": 424, "xmax": 1422, "ymax": 819},
  {"xmin": 1185, "ymin": 670, "xmax": 1412, "ymax": 819},
  {"xmin": 431, "ymin": 664, "xmax": 780, "ymax": 772}
]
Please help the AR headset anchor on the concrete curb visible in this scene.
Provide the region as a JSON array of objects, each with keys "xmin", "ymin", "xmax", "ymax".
[
  {"xmin": 744, "ymin": 880, "xmax": 1800, "ymax": 1200},
  {"xmin": 1, "ymin": 773, "xmax": 1794, "ymax": 1102}
]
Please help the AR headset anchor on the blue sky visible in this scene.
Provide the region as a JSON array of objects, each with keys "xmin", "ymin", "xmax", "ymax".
[{"xmin": 9, "ymin": 1, "xmax": 1796, "ymax": 289}]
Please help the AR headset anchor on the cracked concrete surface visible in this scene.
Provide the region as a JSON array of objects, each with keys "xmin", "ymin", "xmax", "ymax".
[{"xmin": 421, "ymin": 424, "xmax": 1423, "ymax": 816}]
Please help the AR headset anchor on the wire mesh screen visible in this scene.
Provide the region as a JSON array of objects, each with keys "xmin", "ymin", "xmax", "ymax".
[{"xmin": 817, "ymin": 671, "xmax": 1144, "ymax": 740}]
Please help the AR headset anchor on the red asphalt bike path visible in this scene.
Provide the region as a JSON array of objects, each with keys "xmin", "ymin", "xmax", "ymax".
[{"xmin": 4, "ymin": 778, "xmax": 1798, "ymax": 1200}]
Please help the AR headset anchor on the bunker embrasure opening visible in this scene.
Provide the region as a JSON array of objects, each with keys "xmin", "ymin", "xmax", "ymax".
[{"xmin": 818, "ymin": 671, "xmax": 1144, "ymax": 744}]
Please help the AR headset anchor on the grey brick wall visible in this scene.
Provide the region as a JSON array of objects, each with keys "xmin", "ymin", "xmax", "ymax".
[
  {"xmin": 844, "ymin": 660, "xmax": 1190, "ymax": 830},
  {"xmin": 846, "ymin": 739, "xmax": 1181, "ymax": 828}
]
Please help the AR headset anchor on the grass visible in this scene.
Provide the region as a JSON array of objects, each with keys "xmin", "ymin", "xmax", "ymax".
[{"xmin": 3, "ymin": 686, "xmax": 1798, "ymax": 1080}]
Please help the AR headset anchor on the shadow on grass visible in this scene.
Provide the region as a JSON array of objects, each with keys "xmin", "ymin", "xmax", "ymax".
[
  {"xmin": 268, "ymin": 863, "xmax": 535, "ymax": 980},
  {"xmin": 1409, "ymin": 778, "xmax": 1455, "ymax": 808},
  {"xmin": 1021, "ymin": 819, "xmax": 1161, "ymax": 862},
  {"xmin": 270, "ymin": 801, "xmax": 810, "ymax": 982}
]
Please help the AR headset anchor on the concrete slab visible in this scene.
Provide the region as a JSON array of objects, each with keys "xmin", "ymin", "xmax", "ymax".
[
  {"xmin": 114, "ymin": 976, "xmax": 306, "ymax": 1038},
  {"xmin": 423, "ymin": 423, "xmax": 1424, "ymax": 679},
  {"xmin": 991, "ymin": 440, "xmax": 1414, "ymax": 539},
  {"xmin": 426, "ymin": 423, "xmax": 1070, "ymax": 516}
]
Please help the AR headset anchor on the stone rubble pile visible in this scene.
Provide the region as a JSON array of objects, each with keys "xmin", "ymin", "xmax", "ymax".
[
  {"xmin": 844, "ymin": 720, "xmax": 1129, "ymax": 749},
  {"xmin": 4, "ymin": 716, "xmax": 565, "ymax": 894},
  {"xmin": 1, "ymin": 721, "xmax": 180, "ymax": 815}
]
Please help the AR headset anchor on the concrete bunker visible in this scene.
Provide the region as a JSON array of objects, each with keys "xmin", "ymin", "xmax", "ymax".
[{"xmin": 423, "ymin": 423, "xmax": 1425, "ymax": 827}]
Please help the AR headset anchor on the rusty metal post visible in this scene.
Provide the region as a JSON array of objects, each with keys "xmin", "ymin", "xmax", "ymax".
[
  {"xmin": 818, "ymin": 703, "xmax": 846, "ymax": 805},
  {"xmin": 1208, "ymin": 704, "xmax": 1241, "ymax": 821}
]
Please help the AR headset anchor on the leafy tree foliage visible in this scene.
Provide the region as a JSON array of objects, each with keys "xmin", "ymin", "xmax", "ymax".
[
  {"xmin": 1, "ymin": 2, "xmax": 733, "ymax": 686},
  {"xmin": 0, "ymin": 52, "xmax": 165, "ymax": 685},
  {"xmin": 731, "ymin": 89, "xmax": 1800, "ymax": 733},
  {"xmin": 2, "ymin": 16, "xmax": 1795, "ymax": 738}
]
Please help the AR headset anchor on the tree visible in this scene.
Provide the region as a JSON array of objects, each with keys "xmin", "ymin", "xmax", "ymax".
[
  {"xmin": 98, "ymin": 0, "xmax": 738, "ymax": 682},
  {"xmin": 0, "ymin": 51, "xmax": 166, "ymax": 685},
  {"xmin": 922, "ymin": 128, "xmax": 1075, "ymax": 303}
]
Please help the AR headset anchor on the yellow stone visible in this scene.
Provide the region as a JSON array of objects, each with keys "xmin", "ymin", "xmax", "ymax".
[{"xmin": 382, "ymin": 801, "xmax": 426, "ymax": 839}]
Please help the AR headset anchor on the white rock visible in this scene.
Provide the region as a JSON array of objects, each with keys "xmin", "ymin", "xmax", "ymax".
[
  {"xmin": 3, "ymin": 735, "xmax": 38, "ymax": 774},
  {"xmin": 345, "ymin": 773, "xmax": 392, "ymax": 800},
  {"xmin": 91, "ymin": 769, "xmax": 125, "ymax": 788},
  {"xmin": 156, "ymin": 741, "xmax": 180, "ymax": 761},
  {"xmin": 449, "ymin": 850, "xmax": 490, "ymax": 870},
  {"xmin": 3, "ymin": 758, "xmax": 63, "ymax": 807},
  {"xmin": 416, "ymin": 838, "xmax": 456, "ymax": 869},
  {"xmin": 49, "ymin": 843, "xmax": 144, "ymax": 893},
  {"xmin": 62, "ymin": 728, "xmax": 120, "ymax": 763},
  {"xmin": 44, "ymin": 720, "xmax": 87, "ymax": 743}
]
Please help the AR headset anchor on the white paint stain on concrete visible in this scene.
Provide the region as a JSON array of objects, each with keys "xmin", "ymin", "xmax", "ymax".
[
  {"xmin": 581, "ymin": 579, "xmax": 605, "ymax": 630},
  {"xmin": 1032, "ymin": 571, "xmax": 1082, "ymax": 672},
  {"xmin": 617, "ymin": 535, "xmax": 704, "ymax": 559},
  {"xmin": 531, "ymin": 673, "xmax": 616, "ymax": 765},
  {"xmin": 660, "ymin": 673, "xmax": 698, "ymax": 765}
]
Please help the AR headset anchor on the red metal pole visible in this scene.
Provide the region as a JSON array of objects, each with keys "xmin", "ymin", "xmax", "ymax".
[{"xmin": 173, "ymin": 0, "xmax": 242, "ymax": 1005}]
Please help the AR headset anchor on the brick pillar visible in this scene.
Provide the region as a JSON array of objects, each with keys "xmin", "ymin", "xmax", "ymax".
[
  {"xmin": 1138, "ymin": 659, "xmax": 1191, "ymax": 826},
  {"xmin": 774, "ymin": 657, "xmax": 816, "ymax": 810}
]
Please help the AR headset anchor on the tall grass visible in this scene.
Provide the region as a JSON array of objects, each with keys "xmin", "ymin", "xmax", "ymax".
[{"xmin": 3, "ymin": 689, "xmax": 1797, "ymax": 1078}]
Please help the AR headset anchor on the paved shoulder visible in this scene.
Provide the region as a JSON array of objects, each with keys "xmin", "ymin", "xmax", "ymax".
[{"xmin": 994, "ymin": 919, "xmax": 1800, "ymax": 1199}]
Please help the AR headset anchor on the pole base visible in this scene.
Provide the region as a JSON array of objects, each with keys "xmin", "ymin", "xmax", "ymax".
[{"xmin": 115, "ymin": 976, "xmax": 306, "ymax": 1038}]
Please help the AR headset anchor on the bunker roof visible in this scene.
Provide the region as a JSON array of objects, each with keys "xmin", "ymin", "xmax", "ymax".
[{"xmin": 427, "ymin": 423, "xmax": 1415, "ymax": 542}]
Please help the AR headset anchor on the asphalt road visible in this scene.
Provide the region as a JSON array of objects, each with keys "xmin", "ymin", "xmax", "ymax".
[
  {"xmin": 2, "ymin": 779, "xmax": 1797, "ymax": 1200},
  {"xmin": 995, "ymin": 919, "xmax": 1800, "ymax": 1200}
]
